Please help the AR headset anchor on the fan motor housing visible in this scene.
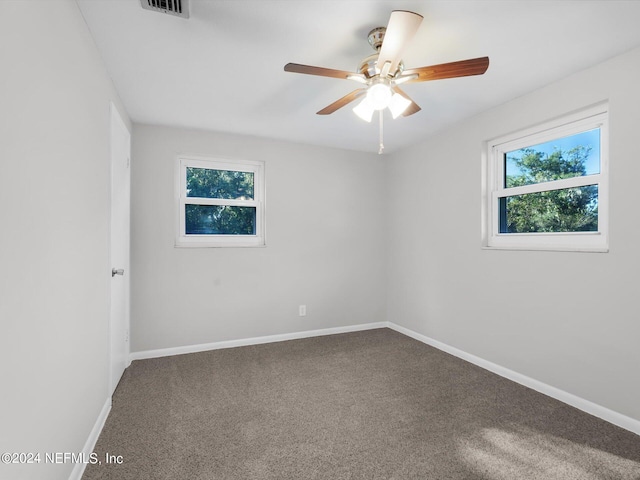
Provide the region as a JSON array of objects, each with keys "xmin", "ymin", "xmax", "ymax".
[
  {"xmin": 358, "ymin": 54, "xmax": 404, "ymax": 79},
  {"xmin": 362, "ymin": 27, "xmax": 404, "ymax": 78}
]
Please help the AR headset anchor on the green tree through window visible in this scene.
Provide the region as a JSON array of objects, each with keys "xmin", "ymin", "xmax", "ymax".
[
  {"xmin": 185, "ymin": 167, "xmax": 256, "ymax": 235},
  {"xmin": 186, "ymin": 167, "xmax": 254, "ymax": 200},
  {"xmin": 500, "ymin": 146, "xmax": 598, "ymax": 233}
]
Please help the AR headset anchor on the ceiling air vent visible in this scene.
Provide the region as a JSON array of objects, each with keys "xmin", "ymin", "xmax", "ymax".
[{"xmin": 140, "ymin": 0, "xmax": 189, "ymax": 19}]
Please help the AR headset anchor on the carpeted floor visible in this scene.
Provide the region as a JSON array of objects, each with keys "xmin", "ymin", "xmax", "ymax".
[{"xmin": 82, "ymin": 328, "xmax": 640, "ymax": 479}]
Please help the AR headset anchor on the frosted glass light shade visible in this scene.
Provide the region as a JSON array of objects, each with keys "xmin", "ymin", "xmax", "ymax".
[
  {"xmin": 353, "ymin": 97, "xmax": 374, "ymax": 122},
  {"xmin": 389, "ymin": 93, "xmax": 412, "ymax": 119},
  {"xmin": 367, "ymin": 83, "xmax": 392, "ymax": 110}
]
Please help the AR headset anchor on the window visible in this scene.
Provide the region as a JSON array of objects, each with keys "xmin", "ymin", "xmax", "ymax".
[
  {"xmin": 484, "ymin": 104, "xmax": 608, "ymax": 252},
  {"xmin": 176, "ymin": 156, "xmax": 265, "ymax": 247}
]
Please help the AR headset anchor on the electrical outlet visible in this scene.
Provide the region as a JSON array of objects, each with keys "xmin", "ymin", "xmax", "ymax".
[{"xmin": 299, "ymin": 305, "xmax": 307, "ymax": 317}]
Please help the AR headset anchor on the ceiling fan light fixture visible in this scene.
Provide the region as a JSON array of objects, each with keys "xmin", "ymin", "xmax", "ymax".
[
  {"xmin": 353, "ymin": 97, "xmax": 374, "ymax": 122},
  {"xmin": 389, "ymin": 92, "xmax": 412, "ymax": 119},
  {"xmin": 284, "ymin": 9, "xmax": 490, "ymax": 127},
  {"xmin": 367, "ymin": 82, "xmax": 392, "ymax": 110}
]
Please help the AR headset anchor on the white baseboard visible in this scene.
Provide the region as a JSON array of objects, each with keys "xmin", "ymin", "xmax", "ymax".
[
  {"xmin": 388, "ymin": 322, "xmax": 640, "ymax": 436},
  {"xmin": 130, "ymin": 322, "xmax": 388, "ymax": 362},
  {"xmin": 68, "ymin": 397, "xmax": 112, "ymax": 480}
]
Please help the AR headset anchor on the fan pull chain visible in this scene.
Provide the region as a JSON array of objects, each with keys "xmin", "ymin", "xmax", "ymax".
[{"xmin": 378, "ymin": 110, "xmax": 384, "ymax": 155}]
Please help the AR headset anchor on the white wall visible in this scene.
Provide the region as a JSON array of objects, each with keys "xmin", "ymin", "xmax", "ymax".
[
  {"xmin": 131, "ymin": 125, "xmax": 387, "ymax": 352},
  {"xmin": 0, "ymin": 2, "xmax": 130, "ymax": 479},
  {"xmin": 387, "ymin": 46, "xmax": 640, "ymax": 423},
  {"xmin": 1, "ymin": 4, "xmax": 636, "ymax": 478}
]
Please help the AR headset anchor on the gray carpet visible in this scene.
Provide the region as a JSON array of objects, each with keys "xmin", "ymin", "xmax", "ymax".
[{"xmin": 82, "ymin": 328, "xmax": 640, "ymax": 479}]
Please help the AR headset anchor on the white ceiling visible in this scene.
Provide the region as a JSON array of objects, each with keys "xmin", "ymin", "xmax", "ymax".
[{"xmin": 77, "ymin": 0, "xmax": 640, "ymax": 154}]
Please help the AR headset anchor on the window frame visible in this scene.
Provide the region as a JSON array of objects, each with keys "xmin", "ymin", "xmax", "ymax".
[
  {"xmin": 175, "ymin": 155, "xmax": 265, "ymax": 248},
  {"xmin": 483, "ymin": 104, "xmax": 609, "ymax": 252}
]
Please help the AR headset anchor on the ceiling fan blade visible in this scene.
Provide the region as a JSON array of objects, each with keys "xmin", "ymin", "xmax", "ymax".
[
  {"xmin": 285, "ymin": 63, "xmax": 356, "ymax": 80},
  {"xmin": 402, "ymin": 56, "xmax": 490, "ymax": 83},
  {"xmin": 377, "ymin": 11, "xmax": 423, "ymax": 76},
  {"xmin": 317, "ymin": 89, "xmax": 366, "ymax": 115},
  {"xmin": 392, "ymin": 86, "xmax": 421, "ymax": 116}
]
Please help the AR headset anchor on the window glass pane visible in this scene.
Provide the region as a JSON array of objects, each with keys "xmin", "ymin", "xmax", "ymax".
[
  {"xmin": 185, "ymin": 205, "xmax": 256, "ymax": 235},
  {"xmin": 499, "ymin": 185, "xmax": 598, "ymax": 233},
  {"xmin": 186, "ymin": 167, "xmax": 254, "ymax": 200},
  {"xmin": 504, "ymin": 129, "xmax": 600, "ymax": 188}
]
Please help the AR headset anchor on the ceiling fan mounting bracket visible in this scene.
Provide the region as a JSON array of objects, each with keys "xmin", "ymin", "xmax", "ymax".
[{"xmin": 367, "ymin": 27, "xmax": 386, "ymax": 51}]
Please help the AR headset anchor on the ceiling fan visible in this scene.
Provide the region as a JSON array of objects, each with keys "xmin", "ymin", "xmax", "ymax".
[{"xmin": 284, "ymin": 10, "xmax": 489, "ymax": 151}]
